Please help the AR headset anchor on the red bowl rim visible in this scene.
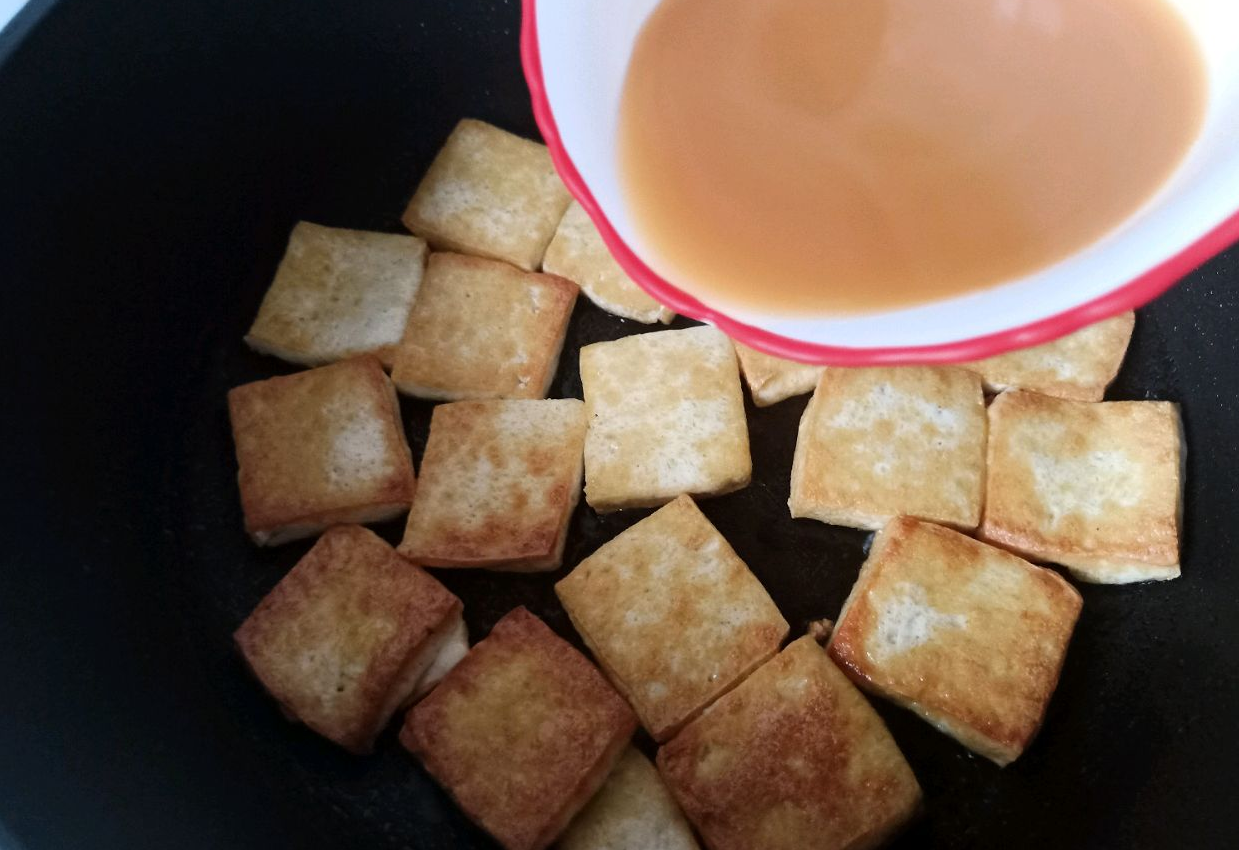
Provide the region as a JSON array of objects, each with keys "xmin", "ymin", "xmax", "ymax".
[{"xmin": 520, "ymin": 0, "xmax": 1239, "ymax": 364}]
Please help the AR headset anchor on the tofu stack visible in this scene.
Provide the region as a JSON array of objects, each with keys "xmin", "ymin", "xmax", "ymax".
[{"xmin": 219, "ymin": 110, "xmax": 1186, "ymax": 850}]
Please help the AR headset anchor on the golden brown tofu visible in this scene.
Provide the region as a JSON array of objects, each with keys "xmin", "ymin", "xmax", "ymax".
[
  {"xmin": 398, "ymin": 399, "xmax": 585, "ymax": 571},
  {"xmin": 657, "ymin": 636, "xmax": 921, "ymax": 850},
  {"xmin": 244, "ymin": 221, "xmax": 427, "ymax": 368},
  {"xmin": 234, "ymin": 525, "xmax": 464, "ymax": 754},
  {"xmin": 732, "ymin": 341, "xmax": 824, "ymax": 407},
  {"xmin": 389, "ymin": 253, "xmax": 577, "ymax": 401},
  {"xmin": 402, "ymin": 607, "xmax": 637, "ymax": 850},
  {"xmin": 542, "ymin": 201, "xmax": 674, "ymax": 324},
  {"xmin": 829, "ymin": 517, "xmax": 1082, "ymax": 766},
  {"xmin": 978, "ymin": 390, "xmax": 1183, "ymax": 583},
  {"xmin": 226, "ymin": 356, "xmax": 416, "ymax": 546},
  {"xmin": 557, "ymin": 495, "xmax": 787, "ymax": 741},
  {"xmin": 559, "ymin": 747, "xmax": 700, "ymax": 850},
  {"xmin": 579, "ymin": 326, "xmax": 751, "ymax": 512},
  {"xmin": 401, "ymin": 119, "xmax": 571, "ymax": 271},
  {"xmin": 789, "ymin": 366, "xmax": 986, "ymax": 531},
  {"xmin": 960, "ymin": 311, "xmax": 1135, "ymax": 402}
]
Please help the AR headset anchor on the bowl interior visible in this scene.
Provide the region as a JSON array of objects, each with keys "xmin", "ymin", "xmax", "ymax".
[{"xmin": 532, "ymin": 0, "xmax": 1239, "ymax": 353}]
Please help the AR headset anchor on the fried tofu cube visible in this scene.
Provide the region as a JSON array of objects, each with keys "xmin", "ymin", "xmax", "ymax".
[
  {"xmin": 234, "ymin": 525, "xmax": 466, "ymax": 754},
  {"xmin": 402, "ymin": 607, "xmax": 636, "ymax": 850},
  {"xmin": 580, "ymin": 326, "xmax": 751, "ymax": 512},
  {"xmin": 961, "ymin": 311, "xmax": 1135, "ymax": 401},
  {"xmin": 402, "ymin": 119, "xmax": 571, "ymax": 271},
  {"xmin": 398, "ymin": 399, "xmax": 585, "ymax": 571},
  {"xmin": 978, "ymin": 390, "xmax": 1183, "ymax": 583},
  {"xmin": 227, "ymin": 356, "xmax": 416, "ymax": 546},
  {"xmin": 542, "ymin": 201, "xmax": 674, "ymax": 325},
  {"xmin": 244, "ymin": 221, "xmax": 427, "ymax": 368},
  {"xmin": 657, "ymin": 636, "xmax": 921, "ymax": 850},
  {"xmin": 829, "ymin": 517, "xmax": 1082, "ymax": 766},
  {"xmin": 789, "ymin": 366, "xmax": 986, "ymax": 531},
  {"xmin": 557, "ymin": 495, "xmax": 787, "ymax": 741},
  {"xmin": 732, "ymin": 341, "xmax": 825, "ymax": 407},
  {"xmin": 559, "ymin": 747, "xmax": 700, "ymax": 850},
  {"xmin": 389, "ymin": 253, "xmax": 577, "ymax": 401}
]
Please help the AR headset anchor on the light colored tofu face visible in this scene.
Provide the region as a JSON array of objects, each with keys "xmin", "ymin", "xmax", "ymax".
[
  {"xmin": 829, "ymin": 518, "xmax": 1082, "ymax": 766},
  {"xmin": 389, "ymin": 253, "xmax": 578, "ymax": 401},
  {"xmin": 398, "ymin": 399, "xmax": 586, "ymax": 571},
  {"xmin": 226, "ymin": 356, "xmax": 416, "ymax": 545},
  {"xmin": 542, "ymin": 201, "xmax": 674, "ymax": 324},
  {"xmin": 579, "ymin": 326, "xmax": 751, "ymax": 512},
  {"xmin": 402, "ymin": 608, "xmax": 637, "ymax": 850},
  {"xmin": 559, "ymin": 747, "xmax": 700, "ymax": 850},
  {"xmin": 657, "ymin": 637, "xmax": 921, "ymax": 850},
  {"xmin": 961, "ymin": 311, "xmax": 1135, "ymax": 401},
  {"xmin": 556, "ymin": 495, "xmax": 788, "ymax": 741},
  {"xmin": 234, "ymin": 525, "xmax": 462, "ymax": 754},
  {"xmin": 408, "ymin": 610, "xmax": 470, "ymax": 703},
  {"xmin": 244, "ymin": 222, "xmax": 427, "ymax": 367},
  {"xmin": 789, "ymin": 366, "xmax": 986, "ymax": 531},
  {"xmin": 732, "ymin": 342, "xmax": 824, "ymax": 407},
  {"xmin": 401, "ymin": 119, "xmax": 571, "ymax": 271},
  {"xmin": 978, "ymin": 391, "xmax": 1183, "ymax": 583}
]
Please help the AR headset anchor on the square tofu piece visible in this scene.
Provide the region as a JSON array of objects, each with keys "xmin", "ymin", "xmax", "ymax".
[
  {"xmin": 556, "ymin": 495, "xmax": 788, "ymax": 741},
  {"xmin": 398, "ymin": 399, "xmax": 585, "ymax": 571},
  {"xmin": 227, "ymin": 356, "xmax": 416, "ymax": 546},
  {"xmin": 961, "ymin": 311, "xmax": 1135, "ymax": 402},
  {"xmin": 657, "ymin": 637, "xmax": 921, "ymax": 850},
  {"xmin": 542, "ymin": 201, "xmax": 674, "ymax": 324},
  {"xmin": 978, "ymin": 390, "xmax": 1184, "ymax": 583},
  {"xmin": 580, "ymin": 326, "xmax": 751, "ymax": 512},
  {"xmin": 234, "ymin": 525, "xmax": 466, "ymax": 754},
  {"xmin": 390, "ymin": 253, "xmax": 577, "ymax": 401},
  {"xmin": 789, "ymin": 366, "xmax": 986, "ymax": 531},
  {"xmin": 732, "ymin": 342, "xmax": 825, "ymax": 407},
  {"xmin": 829, "ymin": 517, "xmax": 1082, "ymax": 766},
  {"xmin": 402, "ymin": 607, "xmax": 636, "ymax": 850},
  {"xmin": 402, "ymin": 119, "xmax": 571, "ymax": 271},
  {"xmin": 559, "ymin": 747, "xmax": 700, "ymax": 850},
  {"xmin": 244, "ymin": 221, "xmax": 427, "ymax": 367}
]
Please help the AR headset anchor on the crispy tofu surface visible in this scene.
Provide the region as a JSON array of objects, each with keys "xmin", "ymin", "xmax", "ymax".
[
  {"xmin": 402, "ymin": 607, "xmax": 636, "ymax": 850},
  {"xmin": 657, "ymin": 636, "xmax": 921, "ymax": 850},
  {"xmin": 979, "ymin": 390, "xmax": 1183, "ymax": 582},
  {"xmin": 542, "ymin": 201, "xmax": 674, "ymax": 324},
  {"xmin": 398, "ymin": 399, "xmax": 585, "ymax": 570},
  {"xmin": 234, "ymin": 525, "xmax": 462, "ymax": 754},
  {"xmin": 789, "ymin": 366, "xmax": 986, "ymax": 531},
  {"xmin": 579, "ymin": 326, "xmax": 751, "ymax": 512},
  {"xmin": 389, "ymin": 252, "xmax": 577, "ymax": 401},
  {"xmin": 244, "ymin": 221, "xmax": 427, "ymax": 367},
  {"xmin": 961, "ymin": 312, "xmax": 1135, "ymax": 402},
  {"xmin": 226, "ymin": 356, "xmax": 416, "ymax": 545},
  {"xmin": 559, "ymin": 747, "xmax": 700, "ymax": 850},
  {"xmin": 829, "ymin": 517, "xmax": 1082, "ymax": 765},
  {"xmin": 556, "ymin": 495, "xmax": 787, "ymax": 741},
  {"xmin": 732, "ymin": 342, "xmax": 824, "ymax": 407},
  {"xmin": 401, "ymin": 119, "xmax": 570, "ymax": 271}
]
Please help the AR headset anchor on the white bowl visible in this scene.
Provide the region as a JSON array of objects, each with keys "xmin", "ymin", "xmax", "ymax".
[{"xmin": 522, "ymin": 0, "xmax": 1239, "ymax": 364}]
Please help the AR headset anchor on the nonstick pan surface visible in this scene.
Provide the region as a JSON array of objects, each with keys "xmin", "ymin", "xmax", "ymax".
[{"xmin": 1, "ymin": 2, "xmax": 1238, "ymax": 848}]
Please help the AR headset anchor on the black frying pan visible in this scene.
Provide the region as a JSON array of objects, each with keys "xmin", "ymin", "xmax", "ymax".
[{"xmin": 1, "ymin": 1, "xmax": 1237, "ymax": 848}]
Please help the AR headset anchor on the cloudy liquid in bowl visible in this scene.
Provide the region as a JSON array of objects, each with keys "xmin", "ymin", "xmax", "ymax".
[{"xmin": 617, "ymin": 0, "xmax": 1207, "ymax": 316}]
